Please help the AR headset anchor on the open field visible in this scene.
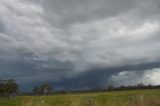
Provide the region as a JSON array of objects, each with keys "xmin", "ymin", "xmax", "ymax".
[{"xmin": 0, "ymin": 89, "xmax": 160, "ymax": 106}]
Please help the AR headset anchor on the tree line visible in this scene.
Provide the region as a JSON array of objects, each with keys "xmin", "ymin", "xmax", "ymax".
[
  {"xmin": 0, "ymin": 79, "xmax": 53, "ymax": 96},
  {"xmin": 1, "ymin": 79, "xmax": 160, "ymax": 97},
  {"xmin": 73, "ymin": 83, "xmax": 160, "ymax": 93},
  {"xmin": 106, "ymin": 83, "xmax": 160, "ymax": 91},
  {"xmin": 31, "ymin": 83, "xmax": 160, "ymax": 94}
]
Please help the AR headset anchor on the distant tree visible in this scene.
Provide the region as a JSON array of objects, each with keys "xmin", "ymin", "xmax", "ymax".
[
  {"xmin": 0, "ymin": 79, "xmax": 18, "ymax": 97},
  {"xmin": 107, "ymin": 85, "xmax": 114, "ymax": 91},
  {"xmin": 137, "ymin": 83, "xmax": 144, "ymax": 89},
  {"xmin": 5, "ymin": 79, "xmax": 18, "ymax": 95},
  {"xmin": 40, "ymin": 83, "xmax": 52, "ymax": 95},
  {"xmin": 148, "ymin": 84, "xmax": 153, "ymax": 89},
  {"xmin": 119, "ymin": 85, "xmax": 126, "ymax": 90},
  {"xmin": 55, "ymin": 90, "xmax": 68, "ymax": 94},
  {"xmin": 32, "ymin": 83, "xmax": 52, "ymax": 95},
  {"xmin": 0, "ymin": 79, "xmax": 4, "ymax": 95},
  {"xmin": 32, "ymin": 86, "xmax": 41, "ymax": 95}
]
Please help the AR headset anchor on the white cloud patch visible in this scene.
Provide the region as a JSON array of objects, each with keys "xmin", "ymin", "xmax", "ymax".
[
  {"xmin": 109, "ymin": 68, "xmax": 160, "ymax": 86},
  {"xmin": 143, "ymin": 68, "xmax": 160, "ymax": 85}
]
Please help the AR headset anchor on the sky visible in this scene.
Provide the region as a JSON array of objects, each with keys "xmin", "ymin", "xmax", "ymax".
[{"xmin": 0, "ymin": 0, "xmax": 160, "ymax": 91}]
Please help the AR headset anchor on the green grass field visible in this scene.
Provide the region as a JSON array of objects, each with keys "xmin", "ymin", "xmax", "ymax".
[{"xmin": 0, "ymin": 89, "xmax": 160, "ymax": 106}]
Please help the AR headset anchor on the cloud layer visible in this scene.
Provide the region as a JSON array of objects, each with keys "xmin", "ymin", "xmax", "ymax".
[{"xmin": 0, "ymin": 0, "xmax": 160, "ymax": 90}]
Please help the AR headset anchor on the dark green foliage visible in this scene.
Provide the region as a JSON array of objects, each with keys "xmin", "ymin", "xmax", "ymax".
[
  {"xmin": 106, "ymin": 83, "xmax": 160, "ymax": 91},
  {"xmin": 32, "ymin": 83, "xmax": 52, "ymax": 95},
  {"xmin": 0, "ymin": 79, "xmax": 18, "ymax": 96},
  {"xmin": 32, "ymin": 86, "xmax": 41, "ymax": 95},
  {"xmin": 40, "ymin": 83, "xmax": 52, "ymax": 95}
]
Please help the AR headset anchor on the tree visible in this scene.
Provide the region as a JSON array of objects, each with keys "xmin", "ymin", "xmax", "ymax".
[
  {"xmin": 5, "ymin": 79, "xmax": 18, "ymax": 95},
  {"xmin": 0, "ymin": 79, "xmax": 18, "ymax": 96},
  {"xmin": 32, "ymin": 83, "xmax": 52, "ymax": 95},
  {"xmin": 32, "ymin": 86, "xmax": 41, "ymax": 95},
  {"xmin": 40, "ymin": 83, "xmax": 52, "ymax": 95},
  {"xmin": 107, "ymin": 85, "xmax": 114, "ymax": 91},
  {"xmin": 137, "ymin": 83, "xmax": 144, "ymax": 89},
  {"xmin": 0, "ymin": 79, "xmax": 4, "ymax": 95}
]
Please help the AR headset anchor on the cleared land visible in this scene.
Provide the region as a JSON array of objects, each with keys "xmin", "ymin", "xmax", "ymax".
[{"xmin": 0, "ymin": 89, "xmax": 160, "ymax": 106}]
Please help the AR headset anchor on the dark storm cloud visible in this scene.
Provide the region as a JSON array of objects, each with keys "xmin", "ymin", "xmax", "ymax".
[
  {"xmin": 0, "ymin": 51, "xmax": 40, "ymax": 78},
  {"xmin": 0, "ymin": 0, "xmax": 160, "ymax": 90},
  {"xmin": 54, "ymin": 61, "xmax": 160, "ymax": 88},
  {"xmin": 17, "ymin": 61, "xmax": 160, "ymax": 91}
]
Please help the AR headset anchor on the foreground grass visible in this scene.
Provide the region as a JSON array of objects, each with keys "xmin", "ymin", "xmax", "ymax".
[{"xmin": 0, "ymin": 89, "xmax": 160, "ymax": 106}]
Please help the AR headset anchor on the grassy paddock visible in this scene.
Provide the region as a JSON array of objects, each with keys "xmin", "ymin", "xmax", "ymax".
[{"xmin": 0, "ymin": 89, "xmax": 160, "ymax": 106}]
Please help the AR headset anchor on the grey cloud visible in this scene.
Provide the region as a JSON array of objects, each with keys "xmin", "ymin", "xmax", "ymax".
[
  {"xmin": 40, "ymin": 0, "xmax": 138, "ymax": 28},
  {"xmin": 0, "ymin": 21, "xmax": 5, "ymax": 33},
  {"xmin": 39, "ymin": 0, "xmax": 160, "ymax": 28},
  {"xmin": 0, "ymin": 0, "xmax": 160, "ymax": 90}
]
